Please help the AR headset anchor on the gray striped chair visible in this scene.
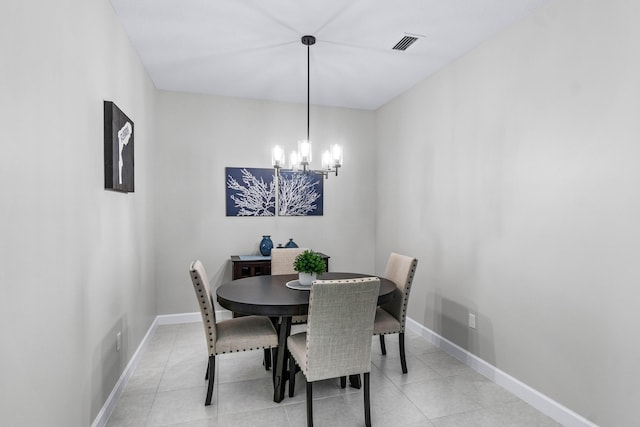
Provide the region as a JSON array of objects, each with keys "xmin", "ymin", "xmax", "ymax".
[
  {"xmin": 189, "ymin": 260, "xmax": 278, "ymax": 406},
  {"xmin": 287, "ymin": 277, "xmax": 380, "ymax": 427},
  {"xmin": 373, "ymin": 253, "xmax": 418, "ymax": 374}
]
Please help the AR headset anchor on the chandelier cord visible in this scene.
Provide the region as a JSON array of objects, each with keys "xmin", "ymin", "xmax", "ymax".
[{"xmin": 306, "ymin": 42, "xmax": 310, "ymax": 141}]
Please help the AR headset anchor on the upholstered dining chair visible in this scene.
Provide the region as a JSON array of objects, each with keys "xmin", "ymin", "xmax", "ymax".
[
  {"xmin": 271, "ymin": 247, "xmax": 309, "ymax": 325},
  {"xmin": 189, "ymin": 260, "xmax": 278, "ymax": 406},
  {"xmin": 373, "ymin": 253, "xmax": 418, "ymax": 374},
  {"xmin": 288, "ymin": 277, "xmax": 380, "ymax": 427},
  {"xmin": 270, "ymin": 247, "xmax": 309, "ymax": 275}
]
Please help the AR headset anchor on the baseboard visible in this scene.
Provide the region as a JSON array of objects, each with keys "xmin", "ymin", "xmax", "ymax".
[
  {"xmin": 405, "ymin": 318, "xmax": 598, "ymax": 427},
  {"xmin": 90, "ymin": 316, "xmax": 160, "ymax": 427},
  {"xmin": 156, "ymin": 311, "xmax": 201, "ymax": 324},
  {"xmin": 90, "ymin": 310, "xmax": 232, "ymax": 427}
]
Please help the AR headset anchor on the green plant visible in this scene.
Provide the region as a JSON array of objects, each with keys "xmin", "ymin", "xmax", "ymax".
[{"xmin": 293, "ymin": 250, "xmax": 326, "ymax": 275}]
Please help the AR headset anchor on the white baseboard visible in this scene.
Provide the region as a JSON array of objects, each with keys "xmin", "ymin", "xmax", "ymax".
[
  {"xmin": 405, "ymin": 317, "xmax": 598, "ymax": 427},
  {"xmin": 156, "ymin": 311, "xmax": 201, "ymax": 324},
  {"xmin": 93, "ymin": 312, "xmax": 596, "ymax": 427},
  {"xmin": 157, "ymin": 310, "xmax": 232, "ymax": 324},
  {"xmin": 90, "ymin": 316, "xmax": 160, "ymax": 427},
  {"xmin": 90, "ymin": 311, "xmax": 230, "ymax": 427}
]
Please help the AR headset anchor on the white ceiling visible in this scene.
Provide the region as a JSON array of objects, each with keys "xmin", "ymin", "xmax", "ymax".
[{"xmin": 109, "ymin": 0, "xmax": 549, "ymax": 110}]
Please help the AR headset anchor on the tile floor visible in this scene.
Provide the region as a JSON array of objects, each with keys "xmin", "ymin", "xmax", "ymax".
[{"xmin": 105, "ymin": 322, "xmax": 562, "ymax": 427}]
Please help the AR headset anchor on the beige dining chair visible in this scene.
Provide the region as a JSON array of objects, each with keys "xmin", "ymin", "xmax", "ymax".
[
  {"xmin": 271, "ymin": 247, "xmax": 309, "ymax": 324},
  {"xmin": 287, "ymin": 277, "xmax": 380, "ymax": 427},
  {"xmin": 373, "ymin": 253, "xmax": 418, "ymax": 374},
  {"xmin": 270, "ymin": 247, "xmax": 309, "ymax": 275},
  {"xmin": 189, "ymin": 260, "xmax": 278, "ymax": 406}
]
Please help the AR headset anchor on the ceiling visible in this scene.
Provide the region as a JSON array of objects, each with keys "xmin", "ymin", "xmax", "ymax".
[{"xmin": 109, "ymin": 0, "xmax": 549, "ymax": 111}]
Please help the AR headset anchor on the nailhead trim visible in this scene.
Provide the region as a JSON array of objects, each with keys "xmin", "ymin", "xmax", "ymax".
[
  {"xmin": 398, "ymin": 259, "xmax": 417, "ymax": 330},
  {"xmin": 191, "ymin": 261, "xmax": 278, "ymax": 357}
]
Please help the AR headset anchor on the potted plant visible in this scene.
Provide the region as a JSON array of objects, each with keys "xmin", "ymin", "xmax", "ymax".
[{"xmin": 294, "ymin": 250, "xmax": 326, "ymax": 285}]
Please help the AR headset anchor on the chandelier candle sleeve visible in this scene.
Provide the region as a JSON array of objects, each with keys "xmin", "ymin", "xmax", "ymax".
[
  {"xmin": 321, "ymin": 150, "xmax": 331, "ymax": 170},
  {"xmin": 331, "ymin": 144, "xmax": 343, "ymax": 167},
  {"xmin": 272, "ymin": 145, "xmax": 285, "ymax": 168},
  {"xmin": 298, "ymin": 140, "xmax": 312, "ymax": 165},
  {"xmin": 322, "ymin": 144, "xmax": 343, "ymax": 170},
  {"xmin": 289, "ymin": 151, "xmax": 299, "ymax": 171}
]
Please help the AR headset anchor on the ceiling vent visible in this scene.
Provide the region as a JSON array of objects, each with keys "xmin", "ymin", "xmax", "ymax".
[{"xmin": 392, "ymin": 33, "xmax": 423, "ymax": 51}]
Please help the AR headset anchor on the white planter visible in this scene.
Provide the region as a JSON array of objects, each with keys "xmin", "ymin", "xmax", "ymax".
[{"xmin": 298, "ymin": 272, "xmax": 317, "ymax": 286}]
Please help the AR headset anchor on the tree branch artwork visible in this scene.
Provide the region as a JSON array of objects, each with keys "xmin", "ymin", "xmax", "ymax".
[
  {"xmin": 278, "ymin": 172, "xmax": 323, "ymax": 216},
  {"xmin": 226, "ymin": 168, "xmax": 276, "ymax": 216},
  {"xmin": 225, "ymin": 167, "xmax": 323, "ymax": 217}
]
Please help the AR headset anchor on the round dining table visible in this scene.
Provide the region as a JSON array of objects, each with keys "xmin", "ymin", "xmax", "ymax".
[{"xmin": 216, "ymin": 272, "xmax": 397, "ymax": 402}]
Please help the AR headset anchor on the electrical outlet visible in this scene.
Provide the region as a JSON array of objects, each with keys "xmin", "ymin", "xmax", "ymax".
[
  {"xmin": 116, "ymin": 332, "xmax": 122, "ymax": 352},
  {"xmin": 468, "ymin": 313, "xmax": 477, "ymax": 329}
]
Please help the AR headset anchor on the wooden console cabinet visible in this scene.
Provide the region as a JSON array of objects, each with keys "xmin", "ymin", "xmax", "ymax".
[{"xmin": 231, "ymin": 253, "xmax": 330, "ymax": 280}]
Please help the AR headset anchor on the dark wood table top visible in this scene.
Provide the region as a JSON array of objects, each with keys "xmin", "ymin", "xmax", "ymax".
[{"xmin": 216, "ymin": 272, "xmax": 397, "ymax": 317}]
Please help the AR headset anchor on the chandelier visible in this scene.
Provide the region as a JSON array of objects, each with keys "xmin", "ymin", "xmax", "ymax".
[{"xmin": 271, "ymin": 35, "xmax": 343, "ymax": 178}]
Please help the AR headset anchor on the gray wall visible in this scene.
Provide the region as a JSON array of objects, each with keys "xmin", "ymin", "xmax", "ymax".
[
  {"xmin": 375, "ymin": 1, "xmax": 640, "ymax": 426},
  {"xmin": 0, "ymin": 0, "xmax": 157, "ymax": 425},
  {"xmin": 154, "ymin": 91, "xmax": 377, "ymax": 314}
]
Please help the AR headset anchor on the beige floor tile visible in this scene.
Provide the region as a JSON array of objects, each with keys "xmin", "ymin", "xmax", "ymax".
[{"xmin": 105, "ymin": 323, "xmax": 561, "ymax": 427}]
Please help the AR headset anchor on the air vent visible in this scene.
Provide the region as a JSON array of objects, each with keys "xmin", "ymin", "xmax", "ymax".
[
  {"xmin": 392, "ymin": 33, "xmax": 424, "ymax": 51},
  {"xmin": 392, "ymin": 36, "xmax": 418, "ymax": 51}
]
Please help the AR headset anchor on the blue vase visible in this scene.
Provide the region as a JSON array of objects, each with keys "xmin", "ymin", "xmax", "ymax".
[
  {"xmin": 284, "ymin": 238, "xmax": 299, "ymax": 248},
  {"xmin": 259, "ymin": 235, "xmax": 273, "ymax": 256}
]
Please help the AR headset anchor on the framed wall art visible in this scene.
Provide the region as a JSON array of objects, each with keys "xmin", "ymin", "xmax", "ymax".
[
  {"xmin": 104, "ymin": 101, "xmax": 134, "ymax": 193},
  {"xmin": 226, "ymin": 167, "xmax": 276, "ymax": 216},
  {"xmin": 225, "ymin": 167, "xmax": 324, "ymax": 216},
  {"xmin": 277, "ymin": 170, "xmax": 323, "ymax": 216}
]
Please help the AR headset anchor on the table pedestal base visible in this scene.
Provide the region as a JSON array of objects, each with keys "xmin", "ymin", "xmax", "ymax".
[{"xmin": 273, "ymin": 316, "xmax": 292, "ymax": 402}]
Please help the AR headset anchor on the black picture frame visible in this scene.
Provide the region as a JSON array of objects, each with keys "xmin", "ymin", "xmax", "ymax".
[{"xmin": 104, "ymin": 101, "xmax": 134, "ymax": 193}]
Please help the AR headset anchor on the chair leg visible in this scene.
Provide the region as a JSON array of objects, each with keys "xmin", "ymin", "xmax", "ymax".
[
  {"xmin": 306, "ymin": 381, "xmax": 313, "ymax": 427},
  {"xmin": 204, "ymin": 363, "xmax": 209, "ymax": 380},
  {"xmin": 364, "ymin": 372, "xmax": 371, "ymax": 427},
  {"xmin": 264, "ymin": 348, "xmax": 272, "ymax": 370},
  {"xmin": 288, "ymin": 352, "xmax": 296, "ymax": 397},
  {"xmin": 205, "ymin": 355, "xmax": 215, "ymax": 405},
  {"xmin": 379, "ymin": 334, "xmax": 387, "ymax": 355},
  {"xmin": 349, "ymin": 374, "xmax": 361, "ymax": 389},
  {"xmin": 399, "ymin": 332, "xmax": 408, "ymax": 374},
  {"xmin": 340, "ymin": 376, "xmax": 346, "ymax": 388}
]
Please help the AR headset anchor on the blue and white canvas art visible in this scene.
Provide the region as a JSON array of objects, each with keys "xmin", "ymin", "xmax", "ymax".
[
  {"xmin": 225, "ymin": 167, "xmax": 324, "ymax": 216},
  {"xmin": 278, "ymin": 171, "xmax": 323, "ymax": 216},
  {"xmin": 226, "ymin": 168, "xmax": 276, "ymax": 216}
]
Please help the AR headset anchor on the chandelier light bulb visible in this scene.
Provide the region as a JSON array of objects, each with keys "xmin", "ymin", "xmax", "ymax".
[
  {"xmin": 272, "ymin": 145, "xmax": 285, "ymax": 168},
  {"xmin": 330, "ymin": 144, "xmax": 343, "ymax": 167},
  {"xmin": 321, "ymin": 149, "xmax": 331, "ymax": 170},
  {"xmin": 298, "ymin": 140, "xmax": 312, "ymax": 165},
  {"xmin": 289, "ymin": 151, "xmax": 300, "ymax": 171}
]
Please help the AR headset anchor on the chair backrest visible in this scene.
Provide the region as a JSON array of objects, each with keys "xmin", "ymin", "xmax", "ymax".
[
  {"xmin": 270, "ymin": 248, "xmax": 309, "ymax": 275},
  {"xmin": 380, "ymin": 253, "xmax": 418, "ymax": 329},
  {"xmin": 303, "ymin": 277, "xmax": 380, "ymax": 382},
  {"xmin": 189, "ymin": 260, "xmax": 217, "ymax": 356}
]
